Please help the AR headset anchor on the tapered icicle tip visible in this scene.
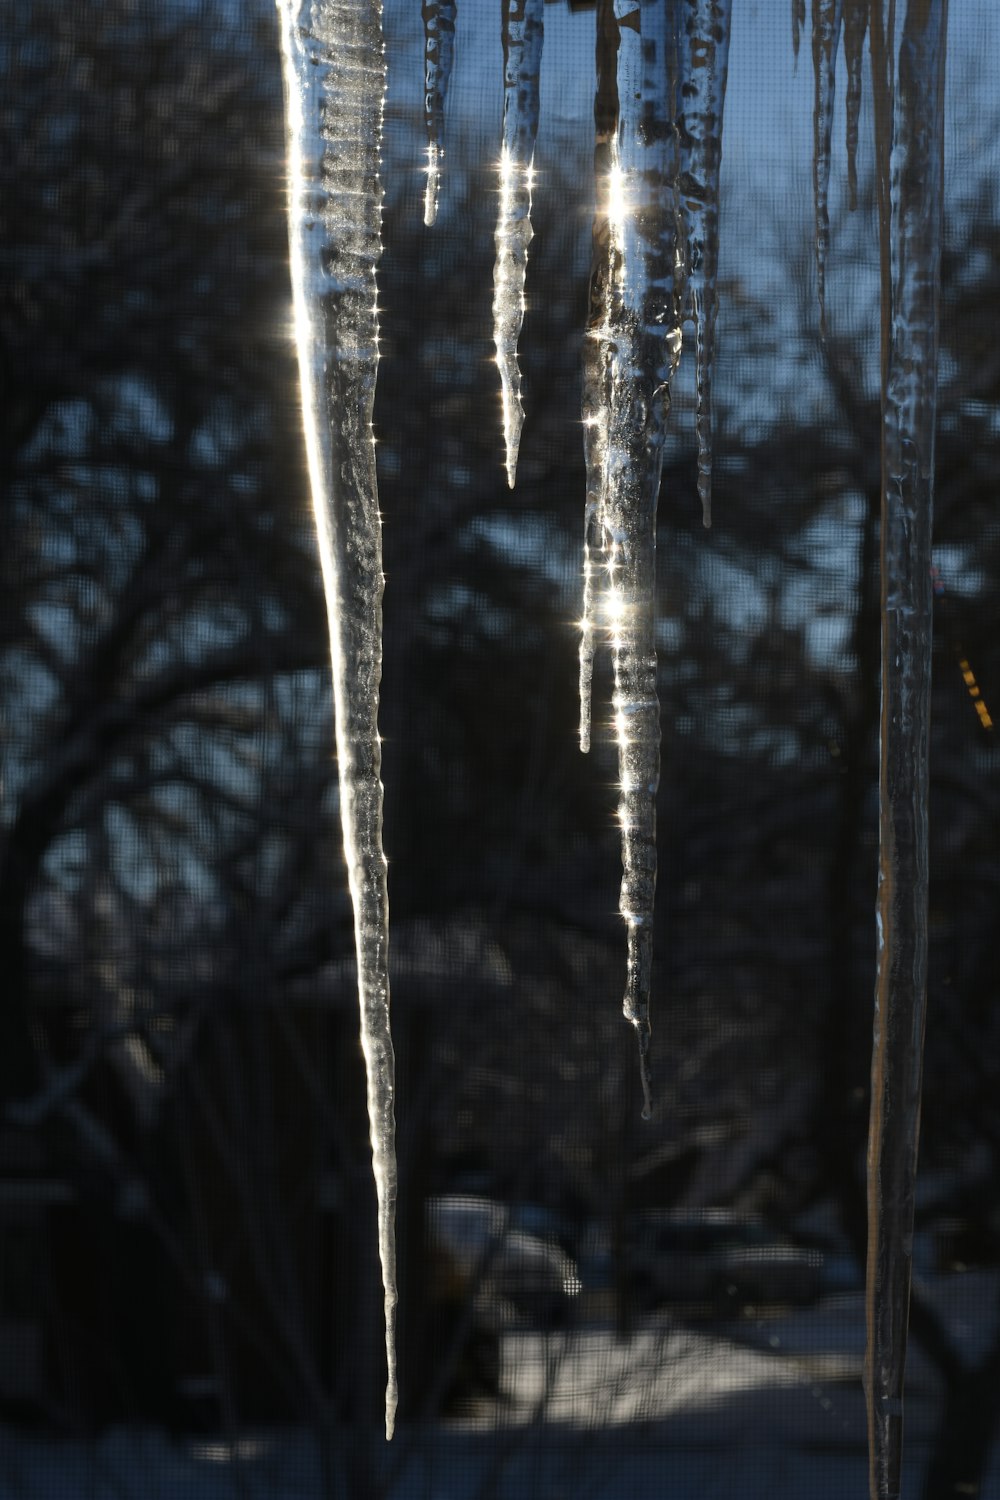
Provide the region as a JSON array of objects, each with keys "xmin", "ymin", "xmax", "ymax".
[
  {"xmin": 698, "ymin": 469, "xmax": 713, "ymax": 529},
  {"xmin": 578, "ymin": 633, "xmax": 593, "ymax": 752},
  {"xmin": 625, "ymin": 932, "xmax": 655, "ymax": 1122},
  {"xmin": 384, "ymin": 1299, "xmax": 398, "ymax": 1438},
  {"xmin": 502, "ymin": 393, "xmax": 524, "ymax": 488},
  {"xmin": 633, "ymin": 1017, "xmax": 654, "ymax": 1122},
  {"xmin": 423, "ymin": 145, "xmax": 440, "ymax": 227}
]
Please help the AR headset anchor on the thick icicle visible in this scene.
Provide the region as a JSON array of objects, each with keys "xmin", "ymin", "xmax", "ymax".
[
  {"xmin": 421, "ymin": 0, "xmax": 457, "ymax": 226},
  {"xmin": 810, "ymin": 0, "xmax": 844, "ymax": 337},
  {"xmin": 677, "ymin": 0, "xmax": 732, "ymax": 525},
  {"xmin": 865, "ymin": 4, "xmax": 948, "ymax": 1498},
  {"xmin": 579, "ymin": 0, "xmax": 620, "ymax": 753},
  {"xmin": 603, "ymin": 0, "xmax": 682, "ymax": 1117},
  {"xmin": 275, "ymin": 0, "xmax": 398, "ymax": 1440},
  {"xmin": 493, "ymin": 0, "xmax": 545, "ymax": 488}
]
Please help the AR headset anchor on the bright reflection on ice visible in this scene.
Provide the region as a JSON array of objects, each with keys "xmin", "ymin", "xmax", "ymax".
[
  {"xmin": 607, "ymin": 161, "xmax": 629, "ymax": 227},
  {"xmin": 275, "ymin": 0, "xmax": 398, "ymax": 1440},
  {"xmin": 492, "ymin": 0, "xmax": 544, "ymax": 489}
]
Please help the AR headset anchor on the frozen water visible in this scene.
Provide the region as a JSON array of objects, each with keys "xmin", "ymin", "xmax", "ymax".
[
  {"xmin": 422, "ymin": 0, "xmax": 457, "ymax": 226},
  {"xmin": 268, "ymin": 0, "xmax": 953, "ymax": 1463},
  {"xmin": 843, "ymin": 1, "xmax": 868, "ymax": 209},
  {"xmin": 578, "ymin": 0, "xmax": 619, "ymax": 755},
  {"xmin": 865, "ymin": 5, "xmax": 949, "ymax": 1498},
  {"xmin": 493, "ymin": 0, "xmax": 545, "ymax": 488},
  {"xmin": 275, "ymin": 0, "xmax": 398, "ymax": 1441},
  {"xmin": 678, "ymin": 0, "xmax": 732, "ymax": 524},
  {"xmin": 601, "ymin": 0, "xmax": 684, "ymax": 1118},
  {"xmin": 810, "ymin": 0, "xmax": 843, "ymax": 336}
]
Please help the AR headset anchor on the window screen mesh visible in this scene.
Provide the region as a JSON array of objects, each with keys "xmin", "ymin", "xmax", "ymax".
[{"xmin": 1, "ymin": 1, "xmax": 998, "ymax": 1496}]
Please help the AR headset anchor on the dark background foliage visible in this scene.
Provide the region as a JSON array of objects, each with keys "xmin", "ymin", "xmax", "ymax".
[{"xmin": 1, "ymin": 1, "xmax": 998, "ymax": 1495}]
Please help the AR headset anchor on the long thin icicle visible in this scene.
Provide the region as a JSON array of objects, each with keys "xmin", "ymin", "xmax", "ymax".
[
  {"xmin": 865, "ymin": 5, "xmax": 949, "ymax": 1497},
  {"xmin": 677, "ymin": 0, "xmax": 732, "ymax": 525},
  {"xmin": 810, "ymin": 0, "xmax": 844, "ymax": 337},
  {"xmin": 275, "ymin": 0, "xmax": 398, "ymax": 1440},
  {"xmin": 493, "ymin": 0, "xmax": 545, "ymax": 488},
  {"xmin": 603, "ymin": 0, "xmax": 682, "ymax": 1118},
  {"xmin": 579, "ymin": 0, "xmax": 620, "ymax": 753},
  {"xmin": 421, "ymin": 0, "xmax": 457, "ymax": 226}
]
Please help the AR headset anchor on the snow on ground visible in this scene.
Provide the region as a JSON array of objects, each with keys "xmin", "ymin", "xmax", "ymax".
[{"xmin": 2, "ymin": 1284, "xmax": 999, "ymax": 1498}]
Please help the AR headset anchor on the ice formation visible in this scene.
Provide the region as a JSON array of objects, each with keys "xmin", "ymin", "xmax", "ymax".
[
  {"xmin": 579, "ymin": 0, "xmax": 730, "ymax": 1105},
  {"xmin": 597, "ymin": 0, "xmax": 685, "ymax": 1120},
  {"xmin": 578, "ymin": 0, "xmax": 620, "ymax": 757},
  {"xmin": 678, "ymin": 0, "xmax": 732, "ymax": 524},
  {"xmin": 863, "ymin": 4, "xmax": 949, "ymax": 1497},
  {"xmin": 493, "ymin": 0, "xmax": 545, "ymax": 488},
  {"xmin": 422, "ymin": 0, "xmax": 457, "ymax": 225},
  {"xmin": 275, "ymin": 0, "xmax": 398, "ymax": 1441},
  {"xmin": 272, "ymin": 1, "xmax": 951, "ymax": 1471}
]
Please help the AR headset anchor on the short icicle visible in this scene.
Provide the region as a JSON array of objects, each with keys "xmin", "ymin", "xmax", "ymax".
[
  {"xmin": 493, "ymin": 0, "xmax": 545, "ymax": 489},
  {"xmin": 810, "ymin": 0, "xmax": 844, "ymax": 337},
  {"xmin": 842, "ymin": 0, "xmax": 868, "ymax": 209},
  {"xmin": 421, "ymin": 0, "xmax": 457, "ymax": 226},
  {"xmin": 579, "ymin": 0, "xmax": 620, "ymax": 753},
  {"xmin": 604, "ymin": 0, "xmax": 683, "ymax": 1117},
  {"xmin": 677, "ymin": 0, "xmax": 732, "ymax": 526},
  {"xmin": 275, "ymin": 0, "xmax": 398, "ymax": 1440},
  {"xmin": 865, "ymin": 3, "xmax": 949, "ymax": 1498},
  {"xmin": 792, "ymin": 0, "xmax": 806, "ymax": 59}
]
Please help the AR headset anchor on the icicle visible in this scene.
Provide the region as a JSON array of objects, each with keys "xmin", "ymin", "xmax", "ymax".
[
  {"xmin": 493, "ymin": 0, "xmax": 545, "ymax": 489},
  {"xmin": 865, "ymin": 4, "xmax": 948, "ymax": 1498},
  {"xmin": 275, "ymin": 0, "xmax": 398, "ymax": 1440},
  {"xmin": 421, "ymin": 0, "xmax": 457, "ymax": 226},
  {"xmin": 677, "ymin": 0, "xmax": 732, "ymax": 526},
  {"xmin": 579, "ymin": 0, "xmax": 620, "ymax": 753},
  {"xmin": 810, "ymin": 0, "xmax": 844, "ymax": 337},
  {"xmin": 792, "ymin": 0, "xmax": 806, "ymax": 59},
  {"xmin": 842, "ymin": 0, "xmax": 868, "ymax": 210},
  {"xmin": 603, "ymin": 0, "xmax": 683, "ymax": 1118}
]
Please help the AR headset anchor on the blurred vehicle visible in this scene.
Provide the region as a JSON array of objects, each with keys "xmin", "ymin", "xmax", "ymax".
[
  {"xmin": 581, "ymin": 1210, "xmax": 825, "ymax": 1314},
  {"xmin": 426, "ymin": 1195, "xmax": 582, "ymax": 1328}
]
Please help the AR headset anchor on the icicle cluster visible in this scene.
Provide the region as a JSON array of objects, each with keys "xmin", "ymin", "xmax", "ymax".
[
  {"xmin": 274, "ymin": 0, "xmax": 949, "ymax": 1467},
  {"xmin": 810, "ymin": 0, "xmax": 868, "ymax": 333},
  {"xmin": 275, "ymin": 0, "xmax": 398, "ymax": 1441},
  {"xmin": 420, "ymin": 0, "xmax": 733, "ymax": 1103}
]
